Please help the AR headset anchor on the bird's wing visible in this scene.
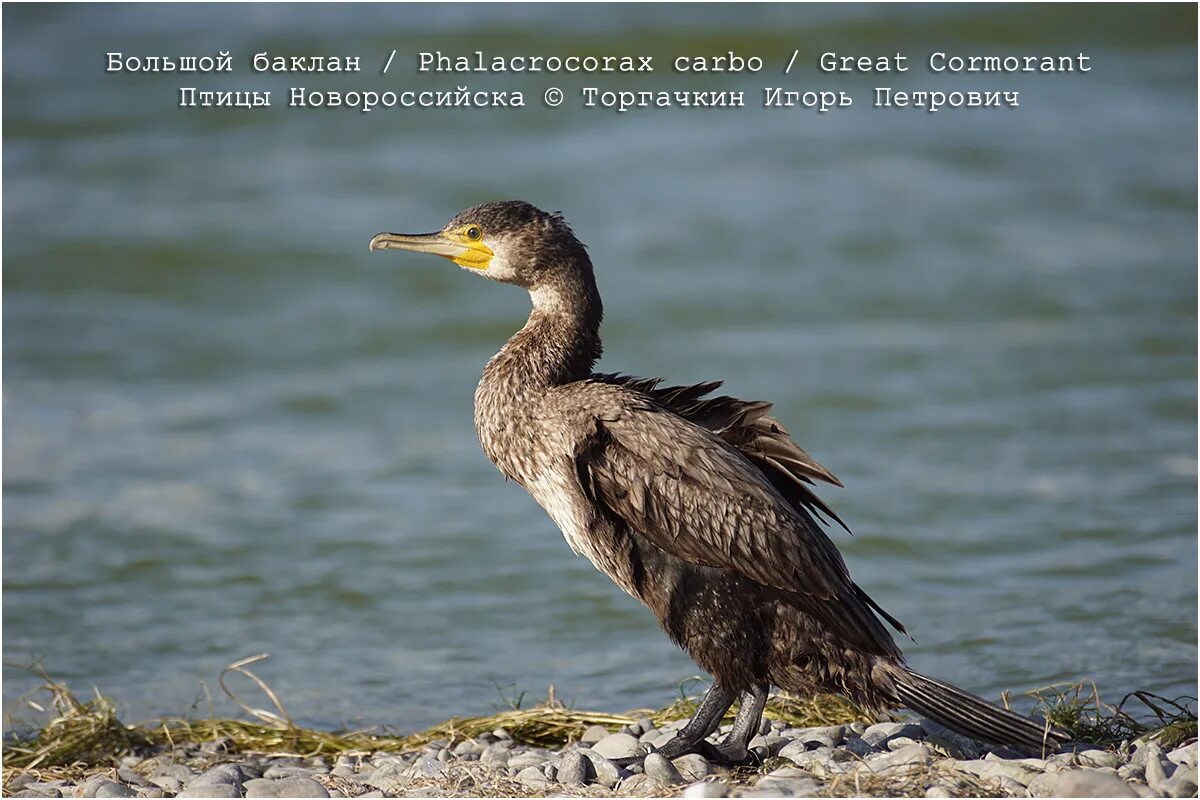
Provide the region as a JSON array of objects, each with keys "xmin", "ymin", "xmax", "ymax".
[
  {"xmin": 573, "ymin": 383, "xmax": 905, "ymax": 653},
  {"xmin": 591, "ymin": 374, "xmax": 848, "ymax": 531}
]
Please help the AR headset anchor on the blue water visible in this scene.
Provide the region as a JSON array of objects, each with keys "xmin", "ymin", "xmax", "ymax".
[{"xmin": 4, "ymin": 4, "xmax": 1195, "ymax": 733}]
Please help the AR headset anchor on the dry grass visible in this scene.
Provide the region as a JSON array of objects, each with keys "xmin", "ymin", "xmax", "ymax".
[
  {"xmin": 2, "ymin": 665, "xmax": 153, "ymax": 771},
  {"xmin": 2, "ymin": 660, "xmax": 1194, "ymax": 797},
  {"xmin": 1, "ymin": 661, "xmax": 868, "ymax": 786}
]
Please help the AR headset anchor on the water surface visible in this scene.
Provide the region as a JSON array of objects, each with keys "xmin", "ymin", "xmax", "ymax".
[{"xmin": 4, "ymin": 4, "xmax": 1196, "ymax": 732}]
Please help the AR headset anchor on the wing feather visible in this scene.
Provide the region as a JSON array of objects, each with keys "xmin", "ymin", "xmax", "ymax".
[
  {"xmin": 573, "ymin": 385, "xmax": 906, "ymax": 654},
  {"xmin": 592, "ymin": 373, "xmax": 849, "ymax": 530}
]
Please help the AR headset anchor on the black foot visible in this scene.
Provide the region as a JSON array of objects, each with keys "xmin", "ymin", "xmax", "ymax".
[
  {"xmin": 702, "ymin": 739, "xmax": 762, "ymax": 768},
  {"xmin": 611, "ymin": 738, "xmax": 761, "ymax": 770},
  {"xmin": 611, "ymin": 749, "xmax": 651, "ymax": 769}
]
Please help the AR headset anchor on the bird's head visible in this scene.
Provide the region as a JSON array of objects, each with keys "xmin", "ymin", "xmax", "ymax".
[{"xmin": 370, "ymin": 200, "xmax": 589, "ymax": 290}]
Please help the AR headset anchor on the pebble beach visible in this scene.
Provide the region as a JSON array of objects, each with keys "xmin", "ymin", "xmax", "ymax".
[{"xmin": 8, "ymin": 713, "xmax": 1197, "ymax": 799}]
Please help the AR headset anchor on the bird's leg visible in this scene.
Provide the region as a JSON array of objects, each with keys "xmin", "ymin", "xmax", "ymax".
[
  {"xmin": 612, "ymin": 684, "xmax": 736, "ymax": 767},
  {"xmin": 707, "ymin": 683, "xmax": 769, "ymax": 766}
]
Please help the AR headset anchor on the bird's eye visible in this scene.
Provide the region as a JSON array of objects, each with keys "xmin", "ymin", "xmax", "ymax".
[{"xmin": 465, "ymin": 226, "xmax": 483, "ymax": 241}]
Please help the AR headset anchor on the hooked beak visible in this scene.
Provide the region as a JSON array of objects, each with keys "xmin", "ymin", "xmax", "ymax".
[
  {"xmin": 369, "ymin": 231, "xmax": 493, "ymax": 270},
  {"xmin": 369, "ymin": 231, "xmax": 461, "ymax": 256}
]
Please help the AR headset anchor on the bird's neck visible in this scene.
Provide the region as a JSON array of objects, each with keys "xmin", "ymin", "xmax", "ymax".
[{"xmin": 484, "ymin": 272, "xmax": 604, "ymax": 392}]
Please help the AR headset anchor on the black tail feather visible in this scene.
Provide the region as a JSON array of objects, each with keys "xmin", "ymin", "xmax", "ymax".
[{"xmin": 892, "ymin": 667, "xmax": 1070, "ymax": 754}]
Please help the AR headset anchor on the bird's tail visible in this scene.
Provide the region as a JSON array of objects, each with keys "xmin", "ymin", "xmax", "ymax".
[{"xmin": 888, "ymin": 666, "xmax": 1070, "ymax": 754}]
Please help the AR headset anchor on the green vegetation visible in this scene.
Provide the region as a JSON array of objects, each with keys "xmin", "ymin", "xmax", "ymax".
[{"xmin": 1026, "ymin": 680, "xmax": 1197, "ymax": 749}]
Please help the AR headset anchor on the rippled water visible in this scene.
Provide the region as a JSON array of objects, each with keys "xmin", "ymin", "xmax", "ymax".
[{"xmin": 4, "ymin": 5, "xmax": 1196, "ymax": 732}]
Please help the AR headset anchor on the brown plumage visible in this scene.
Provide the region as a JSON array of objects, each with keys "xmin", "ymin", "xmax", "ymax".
[{"xmin": 370, "ymin": 200, "xmax": 1070, "ymax": 761}]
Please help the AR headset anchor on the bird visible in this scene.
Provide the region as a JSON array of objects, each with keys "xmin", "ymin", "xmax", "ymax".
[{"xmin": 369, "ymin": 200, "xmax": 1070, "ymax": 763}]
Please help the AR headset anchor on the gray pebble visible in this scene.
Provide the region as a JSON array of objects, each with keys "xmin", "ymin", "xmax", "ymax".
[
  {"xmin": 1165, "ymin": 767, "xmax": 1198, "ymax": 798},
  {"xmin": 176, "ymin": 785, "xmax": 240, "ymax": 799},
  {"xmin": 558, "ymin": 751, "xmax": 591, "ymax": 785},
  {"xmin": 1118, "ymin": 763, "xmax": 1145, "ymax": 783},
  {"xmin": 365, "ymin": 761, "xmax": 407, "ymax": 793},
  {"xmin": 672, "ymin": 754, "xmax": 710, "ymax": 782},
  {"xmin": 93, "ymin": 782, "xmax": 138, "ymax": 798},
  {"xmin": 1169, "ymin": 744, "xmax": 1197, "ymax": 769},
  {"xmin": 644, "ymin": 753, "xmax": 684, "ymax": 786},
  {"xmin": 637, "ymin": 717, "xmax": 655, "ymax": 734},
  {"xmin": 1079, "ymin": 750, "xmax": 1121, "ymax": 770},
  {"xmin": 776, "ymin": 739, "xmax": 808, "ymax": 764},
  {"xmin": 240, "ymin": 777, "xmax": 271, "ymax": 796},
  {"xmin": 862, "ymin": 721, "xmax": 925, "ymax": 749},
  {"xmin": 357, "ymin": 793, "xmax": 384, "ymax": 799},
  {"xmin": 404, "ymin": 756, "xmax": 443, "ymax": 780},
  {"xmin": 145, "ymin": 778, "xmax": 181, "ymax": 794},
  {"xmin": 516, "ymin": 766, "xmax": 551, "ymax": 787},
  {"xmin": 150, "ymin": 765, "xmax": 192, "ymax": 782},
  {"xmin": 1048, "ymin": 768, "xmax": 1139, "ymax": 797},
  {"xmin": 618, "ymin": 774, "xmax": 664, "ymax": 796},
  {"xmin": 580, "ymin": 724, "xmax": 610, "ymax": 744},
  {"xmin": 76, "ymin": 777, "xmax": 112, "ymax": 797},
  {"xmin": 7, "ymin": 775, "xmax": 37, "ymax": 791},
  {"xmin": 451, "ymin": 739, "xmax": 479, "ymax": 756},
  {"xmin": 842, "ymin": 735, "xmax": 875, "ymax": 756},
  {"xmin": 115, "ymin": 770, "xmax": 149, "ymax": 788},
  {"xmin": 779, "ymin": 743, "xmax": 839, "ymax": 770},
  {"xmin": 246, "ymin": 776, "xmax": 330, "ymax": 798},
  {"xmin": 1027, "ymin": 772, "xmax": 1062, "ymax": 796},
  {"xmin": 799, "ymin": 732, "xmax": 836, "ymax": 750},
  {"xmin": 887, "ymin": 736, "xmax": 923, "ymax": 751},
  {"xmin": 755, "ymin": 774, "xmax": 821, "ymax": 796},
  {"xmin": 649, "ymin": 730, "xmax": 678, "ymax": 749},
  {"xmin": 592, "ymin": 732, "xmax": 642, "ymax": 760},
  {"xmin": 507, "ymin": 753, "xmax": 548, "ymax": 771},
  {"xmin": 1145, "ymin": 751, "xmax": 1171, "ymax": 790},
  {"xmin": 187, "ymin": 764, "xmax": 255, "ymax": 789},
  {"xmin": 994, "ymin": 776, "xmax": 1028, "ymax": 795},
  {"xmin": 1132, "ymin": 742, "xmax": 1165, "ymax": 769},
  {"xmin": 479, "ymin": 746, "xmax": 510, "ymax": 767},
  {"xmin": 951, "ymin": 758, "xmax": 1040, "ymax": 787},
  {"xmin": 865, "ymin": 743, "xmax": 933, "ymax": 772},
  {"xmin": 136, "ymin": 789, "xmax": 164, "ymax": 799},
  {"xmin": 580, "ymin": 748, "xmax": 623, "ymax": 788},
  {"xmin": 799, "ymin": 725, "xmax": 847, "ymax": 747},
  {"xmin": 763, "ymin": 733, "xmax": 788, "ymax": 756},
  {"xmin": 14, "ymin": 792, "xmax": 60, "ymax": 799},
  {"xmin": 263, "ymin": 765, "xmax": 320, "ymax": 779},
  {"xmin": 682, "ymin": 781, "xmax": 728, "ymax": 798}
]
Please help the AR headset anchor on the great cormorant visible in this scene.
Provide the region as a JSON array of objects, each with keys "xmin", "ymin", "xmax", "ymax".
[{"xmin": 370, "ymin": 200, "xmax": 1069, "ymax": 763}]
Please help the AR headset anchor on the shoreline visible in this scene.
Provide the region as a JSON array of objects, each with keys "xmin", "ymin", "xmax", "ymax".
[{"xmin": 4, "ymin": 680, "xmax": 1196, "ymax": 798}]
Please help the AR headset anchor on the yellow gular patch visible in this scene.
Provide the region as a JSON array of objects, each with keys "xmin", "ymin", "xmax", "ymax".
[{"xmin": 449, "ymin": 230, "xmax": 494, "ymax": 270}]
